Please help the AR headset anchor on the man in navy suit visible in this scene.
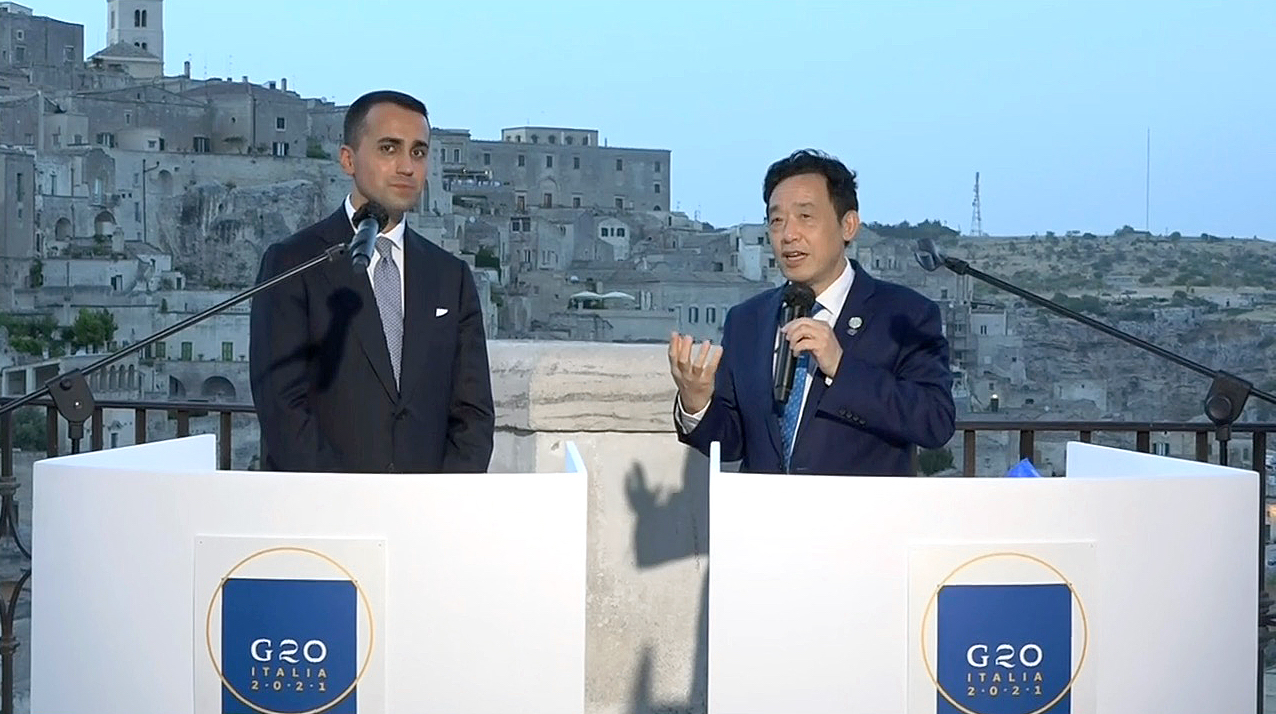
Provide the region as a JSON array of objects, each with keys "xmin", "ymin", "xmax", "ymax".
[
  {"xmin": 669, "ymin": 149, "xmax": 954, "ymax": 476},
  {"xmin": 250, "ymin": 90, "xmax": 494, "ymax": 473}
]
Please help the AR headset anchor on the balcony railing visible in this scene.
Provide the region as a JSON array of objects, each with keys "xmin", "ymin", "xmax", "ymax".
[{"xmin": 0, "ymin": 396, "xmax": 1272, "ymax": 713}]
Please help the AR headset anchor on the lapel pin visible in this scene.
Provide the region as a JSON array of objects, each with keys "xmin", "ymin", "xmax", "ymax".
[{"xmin": 847, "ymin": 316, "xmax": 863, "ymax": 335}]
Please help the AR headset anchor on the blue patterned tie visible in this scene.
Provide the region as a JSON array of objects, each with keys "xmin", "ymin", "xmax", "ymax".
[
  {"xmin": 372, "ymin": 236, "xmax": 402, "ymax": 386},
  {"xmin": 780, "ymin": 301, "xmax": 822, "ymax": 471},
  {"xmin": 781, "ymin": 352, "xmax": 809, "ymax": 471}
]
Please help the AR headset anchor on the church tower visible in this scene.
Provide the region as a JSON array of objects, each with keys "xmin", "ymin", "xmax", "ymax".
[{"xmin": 106, "ymin": 0, "xmax": 163, "ymax": 62}]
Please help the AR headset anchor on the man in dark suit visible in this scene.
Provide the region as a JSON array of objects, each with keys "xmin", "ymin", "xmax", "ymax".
[
  {"xmin": 669, "ymin": 149, "xmax": 954, "ymax": 476},
  {"xmin": 250, "ymin": 90, "xmax": 494, "ymax": 473}
]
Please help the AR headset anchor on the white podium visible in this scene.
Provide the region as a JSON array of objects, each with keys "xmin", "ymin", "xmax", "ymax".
[
  {"xmin": 32, "ymin": 435, "xmax": 587, "ymax": 714},
  {"xmin": 708, "ymin": 441, "xmax": 1258, "ymax": 714}
]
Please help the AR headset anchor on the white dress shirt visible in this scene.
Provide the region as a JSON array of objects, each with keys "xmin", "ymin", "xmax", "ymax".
[
  {"xmin": 677, "ymin": 258, "xmax": 856, "ymax": 441},
  {"xmin": 344, "ymin": 194, "xmax": 406, "ymax": 313}
]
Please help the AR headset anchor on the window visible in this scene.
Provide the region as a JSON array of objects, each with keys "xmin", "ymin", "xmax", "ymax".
[
  {"xmin": 573, "ymin": 156, "xmax": 580, "ymax": 170},
  {"xmin": 615, "ymin": 197, "xmax": 624, "ymax": 209},
  {"xmin": 1153, "ymin": 442, "xmax": 1170, "ymax": 456},
  {"xmin": 193, "ymin": 136, "xmax": 210, "ymax": 153},
  {"xmin": 565, "ymin": 136, "xmax": 574, "ymax": 145},
  {"xmin": 134, "ymin": 9, "xmax": 140, "ymax": 26},
  {"xmin": 64, "ymin": 45, "xmax": 75, "ymax": 62},
  {"xmin": 272, "ymin": 141, "xmax": 290, "ymax": 156},
  {"xmin": 14, "ymin": 46, "xmax": 24, "ymax": 63},
  {"xmin": 483, "ymin": 152, "xmax": 491, "ymax": 165},
  {"xmin": 124, "ymin": 111, "xmax": 131, "ymax": 125},
  {"xmin": 181, "ymin": 342, "xmax": 193, "ymax": 361},
  {"xmin": 655, "ymin": 161, "xmax": 662, "ymax": 172},
  {"xmin": 530, "ymin": 134, "xmax": 539, "ymax": 143},
  {"xmin": 688, "ymin": 307, "xmax": 699, "ymax": 324},
  {"xmin": 979, "ymin": 324, "xmax": 988, "ymax": 335},
  {"xmin": 542, "ymin": 193, "xmax": 553, "ymax": 208},
  {"xmin": 654, "ymin": 183, "xmax": 661, "ymax": 194},
  {"xmin": 615, "ymin": 158, "xmax": 623, "ymax": 171},
  {"xmin": 156, "ymin": 342, "xmax": 166, "ymax": 358},
  {"xmin": 572, "ymin": 196, "xmax": 581, "ymax": 208},
  {"xmin": 438, "ymin": 146, "xmax": 445, "ymax": 161},
  {"xmin": 110, "ymin": 11, "xmax": 115, "ymax": 28},
  {"xmin": 14, "ymin": 173, "xmax": 22, "ymax": 200},
  {"xmin": 222, "ymin": 341, "xmax": 233, "ymax": 361},
  {"xmin": 600, "ymin": 227, "xmax": 610, "ymax": 237},
  {"xmin": 707, "ymin": 307, "xmax": 717, "ymax": 324},
  {"xmin": 276, "ymin": 117, "xmax": 286, "ymax": 130},
  {"xmin": 141, "ymin": 42, "xmax": 147, "ymax": 50},
  {"xmin": 546, "ymin": 155, "xmax": 553, "ymax": 169},
  {"xmin": 941, "ymin": 288, "xmax": 949, "ymax": 299},
  {"xmin": 616, "ymin": 228, "xmax": 626, "ymax": 237},
  {"xmin": 134, "ymin": 201, "xmax": 140, "ymax": 221},
  {"xmin": 516, "ymin": 194, "xmax": 526, "ymax": 211},
  {"xmin": 548, "ymin": 135, "xmax": 557, "ymax": 144},
  {"xmin": 517, "ymin": 154, "xmax": 525, "ymax": 167},
  {"xmin": 583, "ymin": 136, "xmax": 590, "ymax": 146},
  {"xmin": 141, "ymin": 9, "xmax": 148, "ymax": 26},
  {"xmin": 453, "ymin": 148, "xmax": 460, "ymax": 162}
]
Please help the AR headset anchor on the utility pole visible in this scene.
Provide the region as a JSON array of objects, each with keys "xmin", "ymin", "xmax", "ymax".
[{"xmin": 140, "ymin": 159, "xmax": 160, "ymax": 246}]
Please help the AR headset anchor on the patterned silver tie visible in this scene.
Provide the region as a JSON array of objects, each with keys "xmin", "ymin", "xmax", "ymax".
[{"xmin": 372, "ymin": 236, "xmax": 402, "ymax": 386}]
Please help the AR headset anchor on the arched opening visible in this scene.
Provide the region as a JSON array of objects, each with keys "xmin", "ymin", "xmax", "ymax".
[
  {"xmin": 169, "ymin": 376, "xmax": 186, "ymax": 398},
  {"xmin": 54, "ymin": 217, "xmax": 72, "ymax": 241},
  {"xmin": 201, "ymin": 376, "xmax": 236, "ymax": 400},
  {"xmin": 158, "ymin": 169, "xmax": 173, "ymax": 196},
  {"xmin": 94, "ymin": 210, "xmax": 116, "ymax": 238}
]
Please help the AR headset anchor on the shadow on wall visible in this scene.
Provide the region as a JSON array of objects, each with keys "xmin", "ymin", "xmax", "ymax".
[{"xmin": 623, "ymin": 446, "xmax": 711, "ymax": 714}]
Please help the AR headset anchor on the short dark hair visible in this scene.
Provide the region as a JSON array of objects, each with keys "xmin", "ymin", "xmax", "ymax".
[
  {"xmin": 342, "ymin": 90, "xmax": 429, "ymax": 147},
  {"xmin": 763, "ymin": 149, "xmax": 859, "ymax": 219}
]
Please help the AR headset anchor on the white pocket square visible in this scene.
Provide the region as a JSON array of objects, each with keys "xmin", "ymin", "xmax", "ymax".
[{"xmin": 435, "ymin": 308, "xmax": 449, "ymax": 317}]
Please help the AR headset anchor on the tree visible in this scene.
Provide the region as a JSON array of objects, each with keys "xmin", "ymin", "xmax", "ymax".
[
  {"xmin": 12, "ymin": 407, "xmax": 47, "ymax": 452},
  {"xmin": 474, "ymin": 246, "xmax": 501, "ymax": 273},
  {"xmin": 70, "ymin": 309, "xmax": 117, "ymax": 352},
  {"xmin": 919, "ymin": 447, "xmax": 955, "ymax": 475}
]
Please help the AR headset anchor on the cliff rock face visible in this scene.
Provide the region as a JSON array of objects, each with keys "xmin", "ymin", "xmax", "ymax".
[{"xmin": 156, "ymin": 180, "xmax": 329, "ymax": 287}]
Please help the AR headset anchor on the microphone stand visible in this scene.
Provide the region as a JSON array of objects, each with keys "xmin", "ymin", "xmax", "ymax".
[
  {"xmin": 915, "ymin": 238, "xmax": 1275, "ymax": 712},
  {"xmin": 0, "ymin": 241, "xmax": 349, "ymax": 555}
]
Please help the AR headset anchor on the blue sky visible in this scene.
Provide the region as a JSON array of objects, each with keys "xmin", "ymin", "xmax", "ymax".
[{"xmin": 36, "ymin": 0, "xmax": 1276, "ymax": 238}]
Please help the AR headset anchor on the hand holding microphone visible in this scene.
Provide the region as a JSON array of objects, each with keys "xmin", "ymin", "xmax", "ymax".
[{"xmin": 774, "ymin": 282, "xmax": 817, "ymax": 403}]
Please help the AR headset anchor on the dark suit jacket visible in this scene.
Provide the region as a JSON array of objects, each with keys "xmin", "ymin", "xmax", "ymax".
[
  {"xmin": 249, "ymin": 207, "xmax": 495, "ymax": 473},
  {"xmin": 678, "ymin": 261, "xmax": 955, "ymax": 476}
]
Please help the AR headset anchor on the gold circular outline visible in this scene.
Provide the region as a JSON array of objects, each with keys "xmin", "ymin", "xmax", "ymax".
[
  {"xmin": 204, "ymin": 546, "xmax": 376, "ymax": 714},
  {"xmin": 919, "ymin": 551, "xmax": 1090, "ymax": 714}
]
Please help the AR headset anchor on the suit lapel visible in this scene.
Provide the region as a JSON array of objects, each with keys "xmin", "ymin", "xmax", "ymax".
[
  {"xmin": 797, "ymin": 263, "xmax": 877, "ymax": 438},
  {"xmin": 754, "ymin": 288, "xmax": 786, "ymax": 460},
  {"xmin": 397, "ymin": 227, "xmax": 435, "ymax": 402},
  {"xmin": 312, "ymin": 208, "xmax": 398, "ymax": 400}
]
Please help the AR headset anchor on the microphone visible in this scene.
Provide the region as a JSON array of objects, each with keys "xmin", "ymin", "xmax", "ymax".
[
  {"xmin": 349, "ymin": 201, "xmax": 391, "ymax": 270},
  {"xmin": 774, "ymin": 282, "xmax": 817, "ymax": 404},
  {"xmin": 914, "ymin": 236, "xmax": 971, "ymax": 275}
]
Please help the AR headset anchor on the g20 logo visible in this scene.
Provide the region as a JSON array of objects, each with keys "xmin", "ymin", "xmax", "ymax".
[
  {"xmin": 965, "ymin": 643, "xmax": 1043, "ymax": 669},
  {"xmin": 205, "ymin": 547, "xmax": 376, "ymax": 714},
  {"xmin": 920, "ymin": 552, "xmax": 1089, "ymax": 714},
  {"xmin": 250, "ymin": 638, "xmax": 329, "ymax": 665}
]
